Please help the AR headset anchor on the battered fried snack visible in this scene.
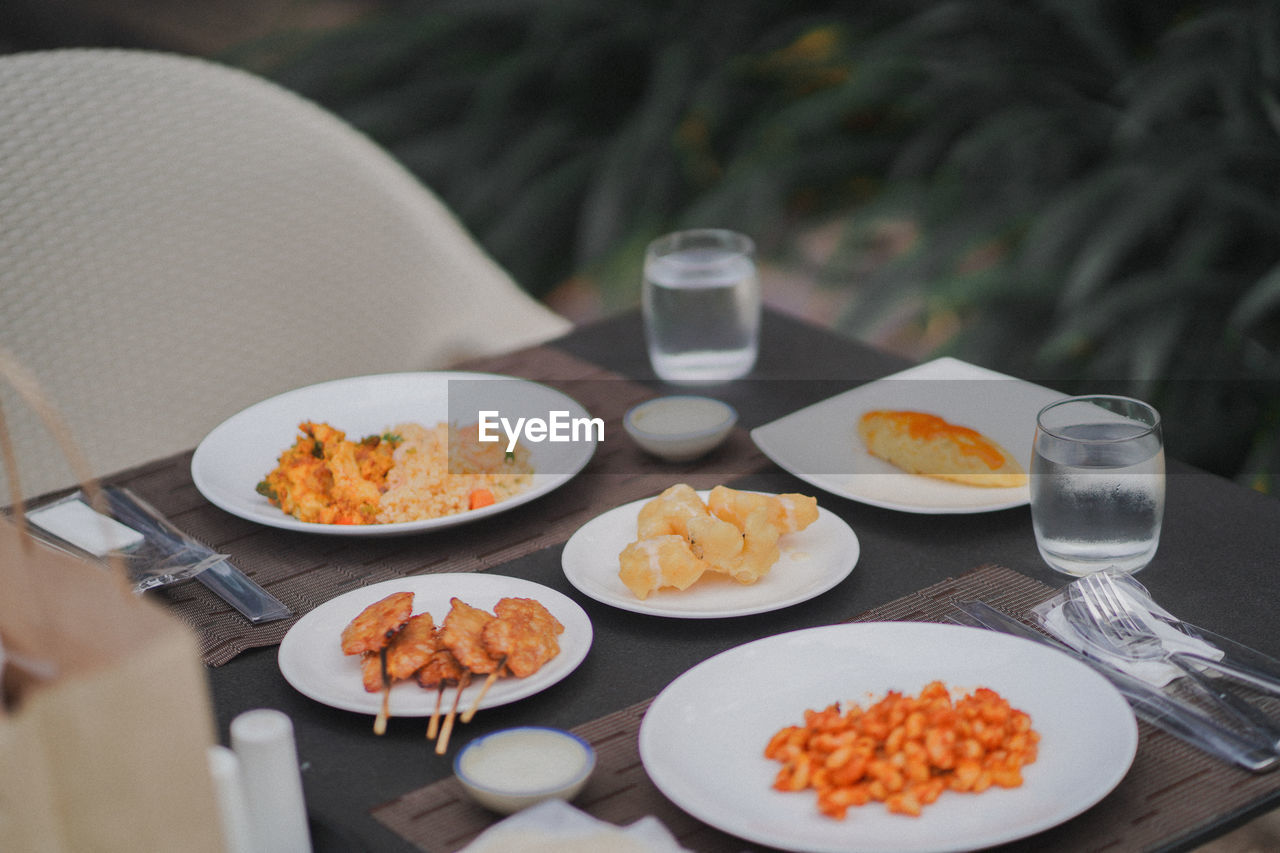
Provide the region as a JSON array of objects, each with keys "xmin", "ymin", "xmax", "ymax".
[
  {"xmin": 482, "ymin": 597, "xmax": 565, "ymax": 678},
  {"xmin": 857, "ymin": 410, "xmax": 1027, "ymax": 488},
  {"xmin": 689, "ymin": 506, "xmax": 781, "ymax": 585},
  {"xmin": 340, "ymin": 591, "xmax": 415, "ymax": 656},
  {"xmin": 636, "ymin": 483, "xmax": 712, "ymax": 539},
  {"xmin": 707, "ymin": 485, "xmax": 818, "ymax": 534},
  {"xmin": 618, "ymin": 485, "xmax": 819, "ymax": 598},
  {"xmin": 766, "ymin": 681, "xmax": 1039, "ymax": 819},
  {"xmin": 618, "ymin": 534, "xmax": 709, "ymax": 600}
]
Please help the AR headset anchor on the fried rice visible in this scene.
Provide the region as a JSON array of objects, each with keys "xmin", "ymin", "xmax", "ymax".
[{"xmin": 375, "ymin": 422, "xmax": 534, "ymax": 523}]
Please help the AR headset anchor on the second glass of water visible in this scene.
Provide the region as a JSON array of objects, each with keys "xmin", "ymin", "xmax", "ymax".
[
  {"xmin": 1030, "ymin": 395, "xmax": 1165, "ymax": 576},
  {"xmin": 642, "ymin": 229, "xmax": 761, "ymax": 383}
]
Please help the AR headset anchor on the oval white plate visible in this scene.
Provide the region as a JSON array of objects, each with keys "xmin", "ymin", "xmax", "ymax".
[
  {"xmin": 750, "ymin": 357, "xmax": 1066, "ymax": 514},
  {"xmin": 191, "ymin": 372, "xmax": 596, "ymax": 535},
  {"xmin": 639, "ymin": 622, "xmax": 1137, "ymax": 853},
  {"xmin": 278, "ymin": 574, "xmax": 591, "ymax": 716},
  {"xmin": 561, "ymin": 490, "xmax": 858, "ymax": 618}
]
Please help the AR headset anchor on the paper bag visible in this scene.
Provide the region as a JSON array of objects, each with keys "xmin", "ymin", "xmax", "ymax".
[{"xmin": 0, "ymin": 347, "xmax": 224, "ymax": 852}]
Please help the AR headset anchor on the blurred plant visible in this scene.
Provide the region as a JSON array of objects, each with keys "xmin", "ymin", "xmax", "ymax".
[
  {"xmin": 226, "ymin": 0, "xmax": 915, "ymax": 310},
  {"xmin": 826, "ymin": 0, "xmax": 1280, "ymax": 486},
  {"xmin": 230, "ymin": 0, "xmax": 1280, "ymax": 486}
]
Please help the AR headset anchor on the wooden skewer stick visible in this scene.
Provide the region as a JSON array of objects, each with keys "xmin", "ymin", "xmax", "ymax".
[
  {"xmin": 435, "ymin": 682, "xmax": 465, "ymax": 754},
  {"xmin": 460, "ymin": 658, "xmax": 506, "ymax": 724},
  {"xmin": 427, "ymin": 683, "xmax": 445, "ymax": 740},
  {"xmin": 373, "ymin": 648, "xmax": 391, "ymax": 736}
]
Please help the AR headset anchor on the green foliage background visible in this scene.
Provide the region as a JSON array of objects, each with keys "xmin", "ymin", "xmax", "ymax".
[{"xmin": 230, "ymin": 0, "xmax": 1280, "ymax": 489}]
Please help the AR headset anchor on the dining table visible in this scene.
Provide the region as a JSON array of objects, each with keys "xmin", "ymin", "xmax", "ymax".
[{"xmin": 85, "ymin": 307, "xmax": 1280, "ymax": 852}]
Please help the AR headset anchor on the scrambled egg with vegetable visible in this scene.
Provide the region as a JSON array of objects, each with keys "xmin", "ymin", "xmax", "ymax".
[{"xmin": 256, "ymin": 422, "xmax": 400, "ymax": 524}]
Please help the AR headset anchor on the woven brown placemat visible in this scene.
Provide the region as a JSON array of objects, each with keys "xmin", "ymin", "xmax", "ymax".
[
  {"xmin": 104, "ymin": 345, "xmax": 771, "ymax": 666},
  {"xmin": 370, "ymin": 563, "xmax": 1280, "ymax": 853}
]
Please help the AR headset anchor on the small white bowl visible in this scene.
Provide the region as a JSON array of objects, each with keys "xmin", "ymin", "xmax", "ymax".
[
  {"xmin": 623, "ymin": 395, "xmax": 737, "ymax": 462},
  {"xmin": 454, "ymin": 726, "xmax": 596, "ymax": 814}
]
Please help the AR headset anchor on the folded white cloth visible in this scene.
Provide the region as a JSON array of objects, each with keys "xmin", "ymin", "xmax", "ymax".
[
  {"xmin": 459, "ymin": 799, "xmax": 689, "ymax": 853},
  {"xmin": 1035, "ymin": 582, "xmax": 1224, "ymax": 688}
]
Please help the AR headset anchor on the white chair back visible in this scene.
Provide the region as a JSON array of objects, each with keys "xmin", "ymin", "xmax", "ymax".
[{"xmin": 0, "ymin": 49, "xmax": 570, "ymax": 499}]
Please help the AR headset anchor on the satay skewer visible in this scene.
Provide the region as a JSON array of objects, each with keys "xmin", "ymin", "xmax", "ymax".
[
  {"xmin": 374, "ymin": 649, "xmax": 391, "ymax": 735},
  {"xmin": 460, "ymin": 656, "xmax": 506, "ymax": 724},
  {"xmin": 435, "ymin": 678, "xmax": 468, "ymax": 754},
  {"xmin": 427, "ymin": 683, "xmax": 445, "ymax": 740}
]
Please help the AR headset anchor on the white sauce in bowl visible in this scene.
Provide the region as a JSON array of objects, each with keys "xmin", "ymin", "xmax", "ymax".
[
  {"xmin": 629, "ymin": 396, "xmax": 733, "ymax": 436},
  {"xmin": 458, "ymin": 728, "xmax": 592, "ymax": 794}
]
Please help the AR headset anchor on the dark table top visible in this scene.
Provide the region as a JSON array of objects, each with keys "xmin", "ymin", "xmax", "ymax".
[{"xmin": 198, "ymin": 308, "xmax": 1280, "ymax": 852}]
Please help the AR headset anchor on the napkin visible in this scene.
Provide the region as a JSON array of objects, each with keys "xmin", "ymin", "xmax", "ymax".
[
  {"xmin": 1032, "ymin": 581, "xmax": 1224, "ymax": 688},
  {"xmin": 26, "ymin": 497, "xmax": 145, "ymax": 556},
  {"xmin": 459, "ymin": 799, "xmax": 690, "ymax": 853}
]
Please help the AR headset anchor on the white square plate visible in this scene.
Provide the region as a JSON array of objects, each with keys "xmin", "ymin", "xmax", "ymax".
[{"xmin": 750, "ymin": 357, "xmax": 1065, "ymax": 514}]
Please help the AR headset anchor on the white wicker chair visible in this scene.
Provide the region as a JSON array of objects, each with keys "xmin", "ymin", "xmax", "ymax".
[{"xmin": 0, "ymin": 48, "xmax": 572, "ymax": 500}]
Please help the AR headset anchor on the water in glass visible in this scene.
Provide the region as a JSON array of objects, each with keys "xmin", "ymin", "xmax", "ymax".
[
  {"xmin": 1031, "ymin": 419, "xmax": 1165, "ymax": 575},
  {"xmin": 642, "ymin": 233, "xmax": 759, "ymax": 383}
]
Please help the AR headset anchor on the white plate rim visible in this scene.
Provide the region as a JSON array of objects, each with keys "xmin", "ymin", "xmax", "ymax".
[
  {"xmin": 638, "ymin": 621, "xmax": 1137, "ymax": 853},
  {"xmin": 191, "ymin": 371, "xmax": 596, "ymax": 536},
  {"xmin": 277, "ymin": 573, "xmax": 592, "ymax": 716},
  {"xmin": 750, "ymin": 357, "xmax": 1067, "ymax": 515},
  {"xmin": 561, "ymin": 490, "xmax": 859, "ymax": 619}
]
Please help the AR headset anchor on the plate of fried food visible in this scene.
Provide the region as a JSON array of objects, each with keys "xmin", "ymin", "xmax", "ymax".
[
  {"xmin": 750, "ymin": 357, "xmax": 1067, "ymax": 514},
  {"xmin": 191, "ymin": 372, "xmax": 596, "ymax": 535},
  {"xmin": 278, "ymin": 574, "xmax": 591, "ymax": 744},
  {"xmin": 639, "ymin": 622, "xmax": 1137, "ymax": 852},
  {"xmin": 561, "ymin": 484, "xmax": 859, "ymax": 618}
]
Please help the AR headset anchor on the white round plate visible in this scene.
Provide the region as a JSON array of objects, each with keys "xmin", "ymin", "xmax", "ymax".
[
  {"xmin": 191, "ymin": 372, "xmax": 596, "ymax": 535},
  {"xmin": 639, "ymin": 622, "xmax": 1137, "ymax": 853},
  {"xmin": 750, "ymin": 357, "xmax": 1066, "ymax": 514},
  {"xmin": 561, "ymin": 490, "xmax": 858, "ymax": 618},
  {"xmin": 278, "ymin": 574, "xmax": 591, "ymax": 716}
]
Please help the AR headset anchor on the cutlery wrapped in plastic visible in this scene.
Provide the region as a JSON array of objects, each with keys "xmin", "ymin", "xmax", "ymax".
[{"xmin": 950, "ymin": 600, "xmax": 1279, "ymax": 773}]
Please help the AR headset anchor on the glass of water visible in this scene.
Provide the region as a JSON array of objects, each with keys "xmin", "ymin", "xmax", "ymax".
[
  {"xmin": 1030, "ymin": 395, "xmax": 1165, "ymax": 576},
  {"xmin": 642, "ymin": 229, "xmax": 761, "ymax": 383}
]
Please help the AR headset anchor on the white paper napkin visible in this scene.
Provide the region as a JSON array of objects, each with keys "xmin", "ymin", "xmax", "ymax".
[
  {"xmin": 1034, "ymin": 584, "xmax": 1224, "ymax": 688},
  {"xmin": 459, "ymin": 799, "xmax": 689, "ymax": 853}
]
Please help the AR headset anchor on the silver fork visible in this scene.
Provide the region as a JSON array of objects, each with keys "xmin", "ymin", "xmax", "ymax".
[
  {"xmin": 1105, "ymin": 572, "xmax": 1280, "ymax": 697},
  {"xmin": 1068, "ymin": 572, "xmax": 1280, "ymax": 749}
]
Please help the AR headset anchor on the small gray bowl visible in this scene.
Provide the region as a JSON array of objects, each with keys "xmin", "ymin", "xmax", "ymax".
[{"xmin": 623, "ymin": 396, "xmax": 737, "ymax": 462}]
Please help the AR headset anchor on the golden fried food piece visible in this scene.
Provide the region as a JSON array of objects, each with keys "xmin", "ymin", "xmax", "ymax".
[
  {"xmin": 685, "ymin": 513, "xmax": 744, "ymax": 566},
  {"xmin": 858, "ymin": 410, "xmax": 1027, "ymax": 488},
  {"xmin": 340, "ymin": 591, "xmax": 414, "ymax": 656},
  {"xmin": 707, "ymin": 485, "xmax": 818, "ymax": 534},
  {"xmin": 360, "ymin": 653, "xmax": 386, "ymax": 693},
  {"xmin": 636, "ymin": 483, "xmax": 711, "ymax": 539},
  {"xmin": 440, "ymin": 597, "xmax": 505, "ymax": 675},
  {"xmin": 383, "ymin": 612, "xmax": 439, "ymax": 682},
  {"xmin": 692, "ymin": 506, "xmax": 782, "ymax": 584},
  {"xmin": 619, "ymin": 485, "xmax": 822, "ymax": 597},
  {"xmin": 257, "ymin": 422, "xmax": 400, "ymax": 524},
  {"xmin": 481, "ymin": 597, "xmax": 565, "ymax": 678},
  {"xmin": 619, "ymin": 534, "xmax": 710, "ymax": 599},
  {"xmin": 416, "ymin": 643, "xmax": 469, "ymax": 689}
]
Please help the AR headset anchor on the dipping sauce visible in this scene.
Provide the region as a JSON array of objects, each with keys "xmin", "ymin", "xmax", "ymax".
[
  {"xmin": 457, "ymin": 727, "xmax": 593, "ymax": 795},
  {"xmin": 630, "ymin": 396, "xmax": 733, "ymax": 436}
]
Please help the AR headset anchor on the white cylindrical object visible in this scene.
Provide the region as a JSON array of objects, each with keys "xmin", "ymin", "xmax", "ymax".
[
  {"xmin": 230, "ymin": 709, "xmax": 313, "ymax": 853},
  {"xmin": 207, "ymin": 745, "xmax": 255, "ymax": 853}
]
